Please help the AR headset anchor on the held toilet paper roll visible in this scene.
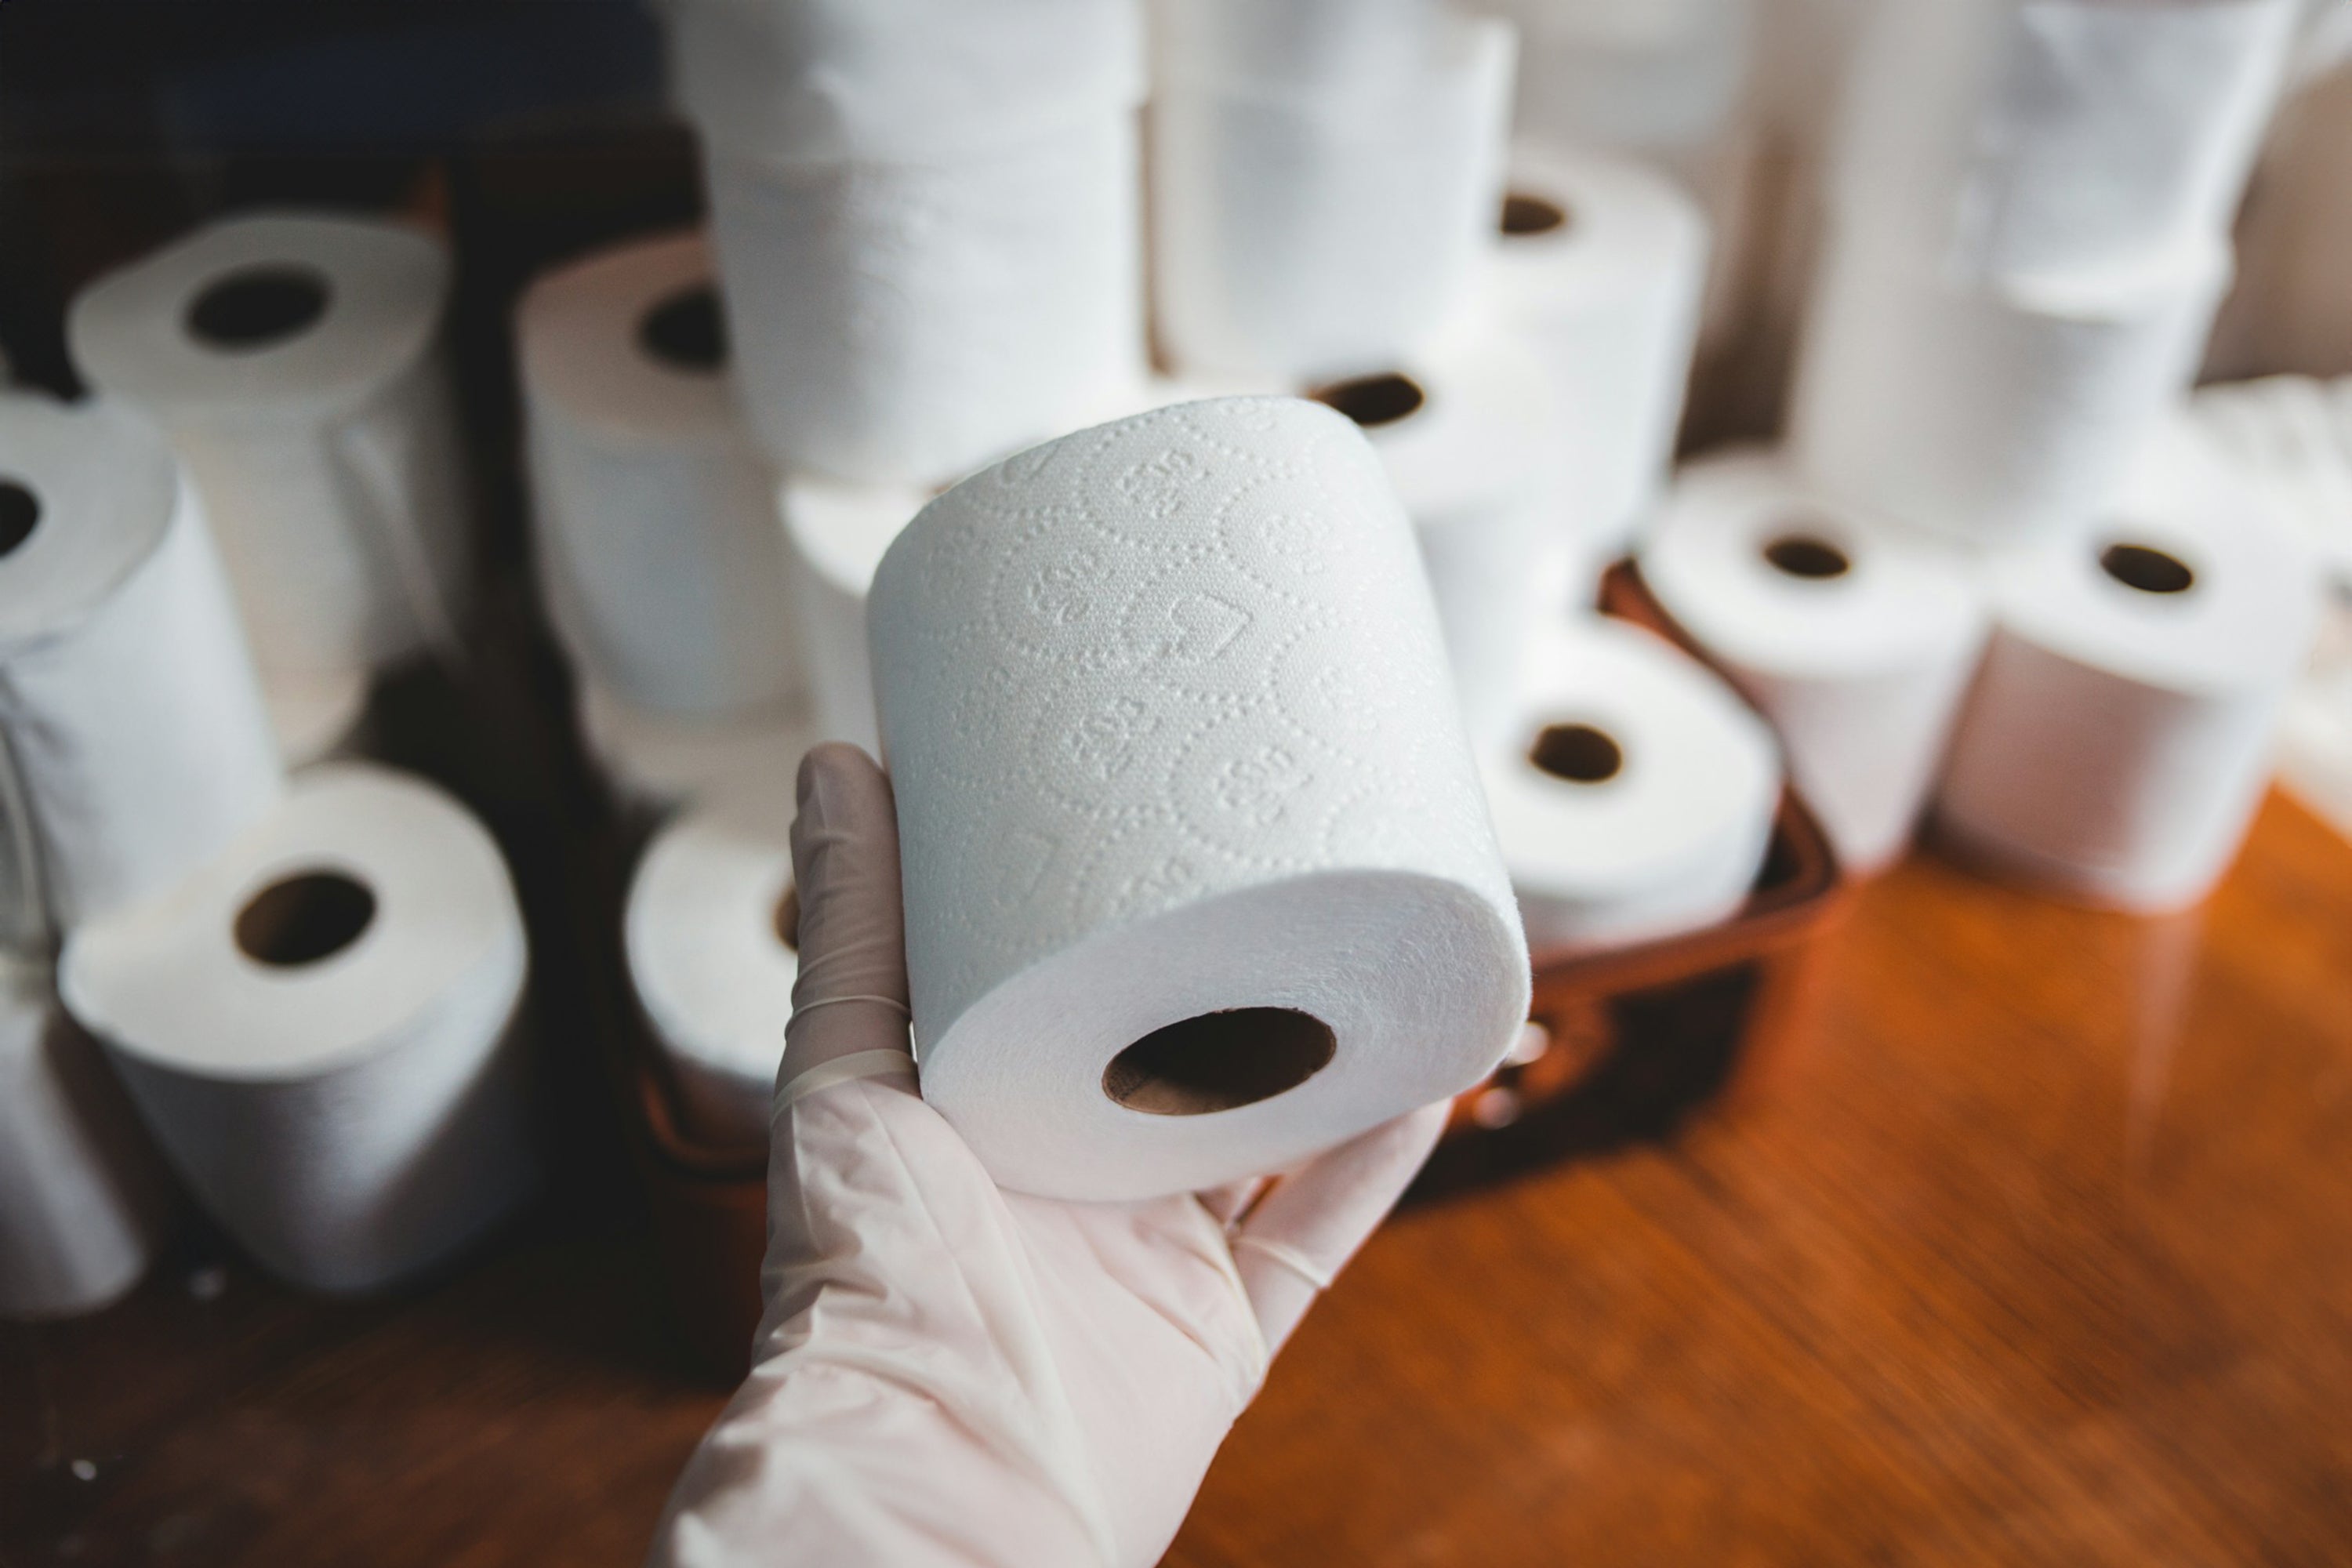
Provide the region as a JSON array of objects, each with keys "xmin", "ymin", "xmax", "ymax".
[
  {"xmin": 1489, "ymin": 142, "xmax": 1709, "ymax": 564},
  {"xmin": 59, "ymin": 764, "xmax": 535, "ymax": 1294},
  {"xmin": 67, "ymin": 212, "xmax": 469, "ymax": 701},
  {"xmin": 1, "ymin": 960, "xmax": 167, "ymax": 1319},
  {"xmin": 1482, "ymin": 616, "xmax": 1780, "ymax": 954},
  {"xmin": 1306, "ymin": 336, "xmax": 1559, "ymax": 746},
  {"xmin": 1642, "ymin": 451, "xmax": 1990, "ymax": 874},
  {"xmin": 626, "ymin": 786, "xmax": 797, "ymax": 1148},
  {"xmin": 519, "ymin": 231, "xmax": 802, "ymax": 715},
  {"xmin": 0, "ymin": 394, "xmax": 284, "ymax": 928},
  {"xmin": 579, "ymin": 681, "xmax": 817, "ymax": 812},
  {"xmin": 1934, "ymin": 445, "xmax": 2323, "ymax": 910},
  {"xmin": 1152, "ymin": 13, "xmax": 1517, "ymax": 380},
  {"xmin": 781, "ymin": 476, "xmax": 931, "ymax": 754},
  {"xmin": 867, "ymin": 396, "xmax": 1530, "ymax": 1200}
]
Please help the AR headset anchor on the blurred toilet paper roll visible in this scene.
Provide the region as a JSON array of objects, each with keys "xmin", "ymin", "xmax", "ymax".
[
  {"xmin": 781, "ymin": 476, "xmax": 931, "ymax": 755},
  {"xmin": 1832, "ymin": 0, "xmax": 2298, "ymax": 288},
  {"xmin": 67, "ymin": 212, "xmax": 468, "ymax": 699},
  {"xmin": 578, "ymin": 681, "xmax": 817, "ymax": 811},
  {"xmin": 1154, "ymin": 0, "xmax": 1450, "ymax": 92},
  {"xmin": 1152, "ymin": 14, "xmax": 1516, "ymax": 380},
  {"xmin": 669, "ymin": 0, "xmax": 1143, "ymax": 163},
  {"xmin": 1, "ymin": 960, "xmax": 169, "ymax": 1319},
  {"xmin": 706, "ymin": 111, "xmax": 1144, "ymax": 486},
  {"xmin": 2188, "ymin": 375, "xmax": 2352, "ymax": 589},
  {"xmin": 59, "ymin": 764, "xmax": 535, "ymax": 1294},
  {"xmin": 1307, "ymin": 336, "xmax": 1559, "ymax": 746},
  {"xmin": 520, "ymin": 231, "xmax": 802, "ymax": 715},
  {"xmin": 1483, "ymin": 616, "xmax": 1779, "ymax": 954},
  {"xmin": 1791, "ymin": 223, "xmax": 2233, "ymax": 545},
  {"xmin": 1934, "ymin": 444, "xmax": 2323, "ymax": 911},
  {"xmin": 867, "ymin": 396, "xmax": 1530, "ymax": 1200},
  {"xmin": 1489, "ymin": 142, "xmax": 1708, "ymax": 564},
  {"xmin": 626, "ymin": 786, "xmax": 798, "ymax": 1148},
  {"xmin": 0, "ymin": 394, "xmax": 283, "ymax": 928},
  {"xmin": 1642, "ymin": 452, "xmax": 1989, "ymax": 874}
]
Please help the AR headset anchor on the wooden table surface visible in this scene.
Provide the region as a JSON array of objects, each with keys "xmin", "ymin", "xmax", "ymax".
[{"xmin": 4, "ymin": 795, "xmax": 2347, "ymax": 1566}]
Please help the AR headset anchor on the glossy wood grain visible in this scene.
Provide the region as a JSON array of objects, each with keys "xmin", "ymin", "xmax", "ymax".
[{"xmin": 4, "ymin": 795, "xmax": 2346, "ymax": 1566}]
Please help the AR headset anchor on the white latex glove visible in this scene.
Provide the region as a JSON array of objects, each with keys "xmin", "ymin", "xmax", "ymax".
[{"xmin": 648, "ymin": 743, "xmax": 1449, "ymax": 1568}]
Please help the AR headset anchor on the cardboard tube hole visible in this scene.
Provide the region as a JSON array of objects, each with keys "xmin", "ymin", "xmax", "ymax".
[
  {"xmin": 1103, "ymin": 1007, "xmax": 1336, "ymax": 1116},
  {"xmin": 2100, "ymin": 542, "xmax": 2194, "ymax": 595},
  {"xmin": 235, "ymin": 870, "xmax": 376, "ymax": 967},
  {"xmin": 1762, "ymin": 533, "xmax": 1851, "ymax": 580},
  {"xmin": 1311, "ymin": 372, "xmax": 1426, "ymax": 429},
  {"xmin": 1530, "ymin": 722, "xmax": 1624, "ymax": 783},
  {"xmin": 773, "ymin": 883, "xmax": 800, "ymax": 953},
  {"xmin": 1501, "ymin": 193, "xmax": 1570, "ymax": 237},
  {"xmin": 187, "ymin": 266, "xmax": 331, "ymax": 350},
  {"xmin": 639, "ymin": 284, "xmax": 728, "ymax": 372},
  {"xmin": 0, "ymin": 480, "xmax": 39, "ymax": 557}
]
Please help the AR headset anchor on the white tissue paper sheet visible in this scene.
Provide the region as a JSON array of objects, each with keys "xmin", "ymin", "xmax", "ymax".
[
  {"xmin": 1152, "ymin": 13, "xmax": 1516, "ymax": 380},
  {"xmin": 1482, "ymin": 615, "xmax": 1780, "ymax": 955},
  {"xmin": 866, "ymin": 396, "xmax": 1530, "ymax": 1200},
  {"xmin": 1487, "ymin": 141, "xmax": 1709, "ymax": 568},
  {"xmin": 704, "ymin": 111, "xmax": 1145, "ymax": 487},
  {"xmin": 59, "ymin": 763, "xmax": 535, "ymax": 1294},
  {"xmin": 626, "ymin": 786, "xmax": 798, "ymax": 1148},
  {"xmin": 1307, "ymin": 335, "xmax": 1559, "ymax": 747},
  {"xmin": 1934, "ymin": 438, "xmax": 2323, "ymax": 910},
  {"xmin": 67, "ymin": 212, "xmax": 470, "ymax": 705},
  {"xmin": 1642, "ymin": 451, "xmax": 1989, "ymax": 874},
  {"xmin": 781, "ymin": 476, "xmax": 931, "ymax": 755},
  {"xmin": 0, "ymin": 394, "xmax": 284, "ymax": 929},
  {"xmin": 519, "ymin": 230, "xmax": 802, "ymax": 716},
  {"xmin": 578, "ymin": 680, "xmax": 818, "ymax": 812},
  {"xmin": 0, "ymin": 960, "xmax": 166, "ymax": 1320}
]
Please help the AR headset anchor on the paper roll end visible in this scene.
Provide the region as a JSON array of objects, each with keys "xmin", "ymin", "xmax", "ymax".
[
  {"xmin": 184, "ymin": 265, "xmax": 332, "ymax": 352},
  {"xmin": 1102, "ymin": 1006, "xmax": 1336, "ymax": 1116},
  {"xmin": 2099, "ymin": 542, "xmax": 2195, "ymax": 597},
  {"xmin": 0, "ymin": 479, "xmax": 39, "ymax": 558},
  {"xmin": 234, "ymin": 870, "xmax": 377, "ymax": 967}
]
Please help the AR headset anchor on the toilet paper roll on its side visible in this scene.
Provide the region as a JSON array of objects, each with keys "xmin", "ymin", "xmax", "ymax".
[
  {"xmin": 781, "ymin": 476, "xmax": 931, "ymax": 755},
  {"xmin": 579, "ymin": 681, "xmax": 817, "ymax": 812},
  {"xmin": 1791, "ymin": 223, "xmax": 2233, "ymax": 545},
  {"xmin": 1934, "ymin": 444, "xmax": 2323, "ymax": 911},
  {"xmin": 67, "ymin": 212, "xmax": 469, "ymax": 696},
  {"xmin": 626, "ymin": 786, "xmax": 798, "ymax": 1148},
  {"xmin": 706, "ymin": 112, "xmax": 1144, "ymax": 486},
  {"xmin": 0, "ymin": 394, "xmax": 285, "ymax": 928},
  {"xmin": 59, "ymin": 763, "xmax": 535, "ymax": 1294},
  {"xmin": 1489, "ymin": 142, "xmax": 1709, "ymax": 564},
  {"xmin": 520, "ymin": 231, "xmax": 803, "ymax": 715},
  {"xmin": 1642, "ymin": 451, "xmax": 1989, "ymax": 874},
  {"xmin": 1307, "ymin": 335, "xmax": 1559, "ymax": 746},
  {"xmin": 0, "ymin": 960, "xmax": 169, "ymax": 1319},
  {"xmin": 1152, "ymin": 15, "xmax": 1516, "ymax": 381},
  {"xmin": 867, "ymin": 395, "xmax": 1530, "ymax": 1200},
  {"xmin": 1483, "ymin": 616, "xmax": 1780, "ymax": 954}
]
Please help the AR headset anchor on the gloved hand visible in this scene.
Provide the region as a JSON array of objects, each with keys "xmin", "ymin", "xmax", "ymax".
[{"xmin": 648, "ymin": 743, "xmax": 1449, "ymax": 1568}]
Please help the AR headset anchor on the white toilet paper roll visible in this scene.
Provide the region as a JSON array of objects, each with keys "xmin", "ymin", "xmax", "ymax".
[
  {"xmin": 706, "ymin": 112, "xmax": 1145, "ymax": 486},
  {"xmin": 780, "ymin": 476, "xmax": 931, "ymax": 755},
  {"xmin": 1154, "ymin": 0, "xmax": 1450, "ymax": 93},
  {"xmin": 1934, "ymin": 443, "xmax": 2323, "ymax": 910},
  {"xmin": 1305, "ymin": 336, "xmax": 1559, "ymax": 746},
  {"xmin": 67, "ymin": 211, "xmax": 468, "ymax": 697},
  {"xmin": 520, "ymin": 231, "xmax": 801, "ymax": 715},
  {"xmin": 1152, "ymin": 14, "xmax": 1516, "ymax": 380},
  {"xmin": 0, "ymin": 960, "xmax": 167, "ymax": 1319},
  {"xmin": 1791, "ymin": 221, "xmax": 2234, "ymax": 545},
  {"xmin": 1642, "ymin": 451, "xmax": 1990, "ymax": 874},
  {"xmin": 578, "ymin": 681, "xmax": 817, "ymax": 811},
  {"xmin": 59, "ymin": 763, "xmax": 535, "ymax": 1294},
  {"xmin": 867, "ymin": 396, "xmax": 1530, "ymax": 1200},
  {"xmin": 626, "ymin": 786, "xmax": 798, "ymax": 1148},
  {"xmin": 0, "ymin": 394, "xmax": 284, "ymax": 928},
  {"xmin": 1483, "ymin": 616, "xmax": 1780, "ymax": 954},
  {"xmin": 1489, "ymin": 142, "xmax": 1709, "ymax": 564}
]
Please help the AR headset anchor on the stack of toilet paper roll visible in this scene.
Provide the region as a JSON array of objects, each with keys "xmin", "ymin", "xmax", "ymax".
[
  {"xmin": 1791, "ymin": 0, "xmax": 2302, "ymax": 545},
  {"xmin": 866, "ymin": 396, "xmax": 1530, "ymax": 1200},
  {"xmin": 1152, "ymin": 0, "xmax": 1517, "ymax": 380},
  {"xmin": 669, "ymin": 0, "xmax": 1148, "ymax": 486},
  {"xmin": 69, "ymin": 211, "xmax": 473, "ymax": 763}
]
